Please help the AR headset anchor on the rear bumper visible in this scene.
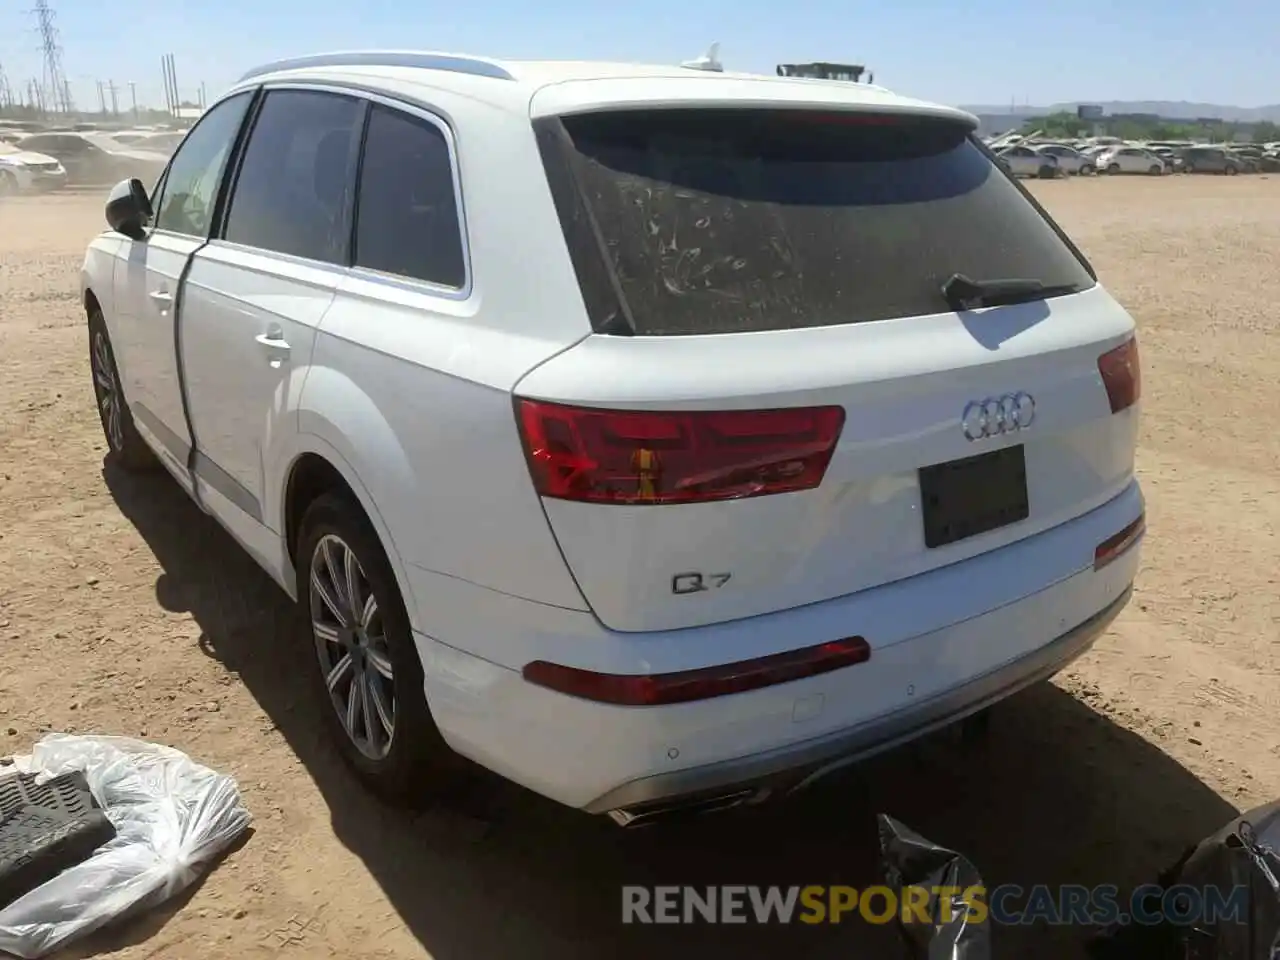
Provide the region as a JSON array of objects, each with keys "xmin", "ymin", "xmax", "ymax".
[
  {"xmin": 588, "ymin": 584, "xmax": 1129, "ymax": 816},
  {"xmin": 414, "ymin": 480, "xmax": 1143, "ymax": 812}
]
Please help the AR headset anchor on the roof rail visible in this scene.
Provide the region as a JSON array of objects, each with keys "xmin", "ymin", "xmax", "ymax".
[{"xmin": 237, "ymin": 51, "xmax": 515, "ymax": 84}]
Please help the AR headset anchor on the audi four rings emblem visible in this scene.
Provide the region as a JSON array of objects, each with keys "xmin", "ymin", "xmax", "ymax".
[{"xmin": 961, "ymin": 392, "xmax": 1036, "ymax": 441}]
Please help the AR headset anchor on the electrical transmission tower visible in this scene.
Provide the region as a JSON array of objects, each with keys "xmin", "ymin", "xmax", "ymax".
[{"xmin": 32, "ymin": 0, "xmax": 73, "ymax": 113}]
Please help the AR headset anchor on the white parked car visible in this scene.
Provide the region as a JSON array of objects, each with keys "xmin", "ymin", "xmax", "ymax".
[
  {"xmin": 81, "ymin": 51, "xmax": 1144, "ymax": 825},
  {"xmin": 1035, "ymin": 144, "xmax": 1095, "ymax": 175},
  {"xmin": 995, "ymin": 144, "xmax": 1060, "ymax": 178},
  {"xmin": 0, "ymin": 141, "xmax": 67, "ymax": 194},
  {"xmin": 1097, "ymin": 146, "xmax": 1167, "ymax": 175}
]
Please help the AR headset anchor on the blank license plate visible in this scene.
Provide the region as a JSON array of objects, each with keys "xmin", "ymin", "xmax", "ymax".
[{"xmin": 919, "ymin": 446, "xmax": 1029, "ymax": 549}]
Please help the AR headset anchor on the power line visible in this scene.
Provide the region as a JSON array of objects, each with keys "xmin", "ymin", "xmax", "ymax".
[{"xmin": 32, "ymin": 0, "xmax": 72, "ymax": 113}]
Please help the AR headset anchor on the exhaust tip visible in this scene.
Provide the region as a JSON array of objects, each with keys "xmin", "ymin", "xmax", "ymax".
[{"xmin": 608, "ymin": 787, "xmax": 768, "ymax": 828}]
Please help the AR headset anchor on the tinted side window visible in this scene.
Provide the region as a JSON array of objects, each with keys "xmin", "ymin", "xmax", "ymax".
[
  {"xmin": 154, "ymin": 92, "xmax": 252, "ymax": 237},
  {"xmin": 223, "ymin": 90, "xmax": 364, "ymax": 264},
  {"xmin": 353, "ymin": 105, "xmax": 466, "ymax": 289}
]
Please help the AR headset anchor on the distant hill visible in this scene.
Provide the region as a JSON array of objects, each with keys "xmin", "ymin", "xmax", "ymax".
[{"xmin": 959, "ymin": 101, "xmax": 1280, "ymax": 123}]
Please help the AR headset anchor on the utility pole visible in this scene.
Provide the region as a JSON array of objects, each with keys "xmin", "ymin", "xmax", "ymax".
[
  {"xmin": 32, "ymin": 0, "xmax": 72, "ymax": 112},
  {"xmin": 199, "ymin": 81, "xmax": 207, "ymax": 110},
  {"xmin": 97, "ymin": 80, "xmax": 106, "ymax": 114},
  {"xmin": 107, "ymin": 79, "xmax": 119, "ymax": 115},
  {"xmin": 128, "ymin": 80, "xmax": 137, "ymax": 118}
]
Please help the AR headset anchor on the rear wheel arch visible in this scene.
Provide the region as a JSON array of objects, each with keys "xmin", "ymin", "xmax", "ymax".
[
  {"xmin": 84, "ymin": 288, "xmax": 102, "ymax": 317},
  {"xmin": 278, "ymin": 444, "xmax": 420, "ymax": 630}
]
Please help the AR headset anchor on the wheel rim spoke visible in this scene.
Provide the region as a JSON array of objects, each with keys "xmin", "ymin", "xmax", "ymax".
[
  {"xmin": 359, "ymin": 593, "xmax": 378, "ymax": 631},
  {"xmin": 325, "ymin": 651, "xmax": 353, "ymax": 691},
  {"xmin": 313, "ymin": 620, "xmax": 342, "ymax": 646},
  {"xmin": 366, "ymin": 646, "xmax": 393, "ymax": 680},
  {"xmin": 357, "ymin": 673, "xmax": 376, "ymax": 745},
  {"xmin": 368, "ymin": 672, "xmax": 394, "ymax": 739},
  {"xmin": 345, "ymin": 672, "xmax": 364, "ymax": 737},
  {"xmin": 310, "ymin": 567, "xmax": 348, "ymax": 626},
  {"xmin": 343, "ymin": 545, "xmax": 363, "ymax": 624},
  {"xmin": 321, "ymin": 539, "xmax": 350, "ymax": 616}
]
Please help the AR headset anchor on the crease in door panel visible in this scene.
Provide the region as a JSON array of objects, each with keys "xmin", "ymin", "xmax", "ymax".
[{"xmin": 172, "ymin": 240, "xmax": 209, "ymax": 513}]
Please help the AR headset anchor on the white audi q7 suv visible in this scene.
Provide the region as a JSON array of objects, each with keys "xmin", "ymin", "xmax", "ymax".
[{"xmin": 81, "ymin": 51, "xmax": 1144, "ymax": 826}]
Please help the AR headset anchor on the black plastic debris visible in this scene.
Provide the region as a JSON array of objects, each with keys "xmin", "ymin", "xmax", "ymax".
[
  {"xmin": 0, "ymin": 771, "xmax": 116, "ymax": 909},
  {"xmin": 878, "ymin": 813, "xmax": 993, "ymax": 959},
  {"xmin": 1088, "ymin": 798, "xmax": 1280, "ymax": 959}
]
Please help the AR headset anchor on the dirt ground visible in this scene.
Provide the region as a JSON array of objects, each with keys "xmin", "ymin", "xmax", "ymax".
[{"xmin": 0, "ymin": 175, "xmax": 1278, "ymax": 960}]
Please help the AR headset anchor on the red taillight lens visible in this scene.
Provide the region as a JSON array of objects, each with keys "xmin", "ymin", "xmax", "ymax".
[
  {"xmin": 515, "ymin": 400, "xmax": 845, "ymax": 505},
  {"xmin": 1098, "ymin": 337, "xmax": 1141, "ymax": 414},
  {"xmin": 1094, "ymin": 513, "xmax": 1145, "ymax": 570},
  {"xmin": 522, "ymin": 636, "xmax": 870, "ymax": 706}
]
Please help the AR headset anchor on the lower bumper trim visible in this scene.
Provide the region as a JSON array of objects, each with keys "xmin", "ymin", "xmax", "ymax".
[{"xmin": 588, "ymin": 584, "xmax": 1132, "ymax": 816}]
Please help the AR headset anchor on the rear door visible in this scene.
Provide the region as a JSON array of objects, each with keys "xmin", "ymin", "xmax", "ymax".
[
  {"xmin": 517, "ymin": 106, "xmax": 1140, "ymax": 633},
  {"xmin": 179, "ymin": 87, "xmax": 364, "ymax": 563}
]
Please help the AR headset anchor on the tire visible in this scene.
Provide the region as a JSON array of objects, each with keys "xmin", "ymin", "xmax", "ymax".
[
  {"xmin": 1226, "ymin": 165, "xmax": 1239, "ymax": 176},
  {"xmin": 296, "ymin": 492, "xmax": 462, "ymax": 806},
  {"xmin": 0, "ymin": 170, "xmax": 17, "ymax": 196},
  {"xmin": 1107, "ymin": 163, "xmax": 1121, "ymax": 175},
  {"xmin": 1037, "ymin": 165, "xmax": 1055, "ymax": 180},
  {"xmin": 1149, "ymin": 165, "xmax": 1162, "ymax": 175},
  {"xmin": 87, "ymin": 307, "xmax": 157, "ymax": 471},
  {"xmin": 1080, "ymin": 163, "xmax": 1095, "ymax": 176}
]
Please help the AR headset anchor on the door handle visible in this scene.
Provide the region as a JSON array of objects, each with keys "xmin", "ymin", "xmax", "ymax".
[
  {"xmin": 254, "ymin": 329, "xmax": 291, "ymax": 367},
  {"xmin": 148, "ymin": 289, "xmax": 172, "ymax": 305}
]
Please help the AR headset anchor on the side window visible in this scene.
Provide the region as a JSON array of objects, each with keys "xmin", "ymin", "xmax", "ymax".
[
  {"xmin": 222, "ymin": 90, "xmax": 364, "ymax": 265},
  {"xmin": 353, "ymin": 104, "xmax": 466, "ymax": 290},
  {"xmin": 153, "ymin": 92, "xmax": 253, "ymax": 237}
]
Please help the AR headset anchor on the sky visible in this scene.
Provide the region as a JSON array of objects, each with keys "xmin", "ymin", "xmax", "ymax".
[{"xmin": 0, "ymin": 0, "xmax": 1275, "ymax": 113}]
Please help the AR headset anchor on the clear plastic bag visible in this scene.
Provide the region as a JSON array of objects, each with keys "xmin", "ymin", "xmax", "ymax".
[{"xmin": 0, "ymin": 734, "xmax": 252, "ymax": 959}]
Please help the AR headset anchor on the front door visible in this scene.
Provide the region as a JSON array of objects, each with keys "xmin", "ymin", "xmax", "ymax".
[
  {"xmin": 179, "ymin": 88, "xmax": 364, "ymax": 561},
  {"xmin": 114, "ymin": 90, "xmax": 256, "ymax": 474}
]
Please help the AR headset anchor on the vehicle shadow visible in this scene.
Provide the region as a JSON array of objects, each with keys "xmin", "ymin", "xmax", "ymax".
[{"xmin": 103, "ymin": 463, "xmax": 1236, "ymax": 960}]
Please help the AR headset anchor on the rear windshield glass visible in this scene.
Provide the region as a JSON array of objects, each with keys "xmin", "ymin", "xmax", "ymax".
[{"xmin": 544, "ymin": 109, "xmax": 1095, "ymax": 336}]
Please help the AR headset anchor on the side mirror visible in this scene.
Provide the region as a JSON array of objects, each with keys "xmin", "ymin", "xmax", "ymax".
[{"xmin": 104, "ymin": 178, "xmax": 153, "ymax": 241}]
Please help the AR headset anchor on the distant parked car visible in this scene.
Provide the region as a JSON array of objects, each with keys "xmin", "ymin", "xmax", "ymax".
[
  {"xmin": 17, "ymin": 132, "xmax": 167, "ymax": 187},
  {"xmin": 996, "ymin": 145, "xmax": 1060, "ymax": 178},
  {"xmin": 1226, "ymin": 148, "xmax": 1262, "ymax": 173},
  {"xmin": 1260, "ymin": 151, "xmax": 1280, "ymax": 173},
  {"xmin": 0, "ymin": 141, "xmax": 67, "ymax": 195},
  {"xmin": 133, "ymin": 131, "xmax": 187, "ymax": 154},
  {"xmin": 1035, "ymin": 144, "xmax": 1095, "ymax": 175},
  {"xmin": 1096, "ymin": 147, "xmax": 1167, "ymax": 175},
  {"xmin": 1179, "ymin": 147, "xmax": 1244, "ymax": 175}
]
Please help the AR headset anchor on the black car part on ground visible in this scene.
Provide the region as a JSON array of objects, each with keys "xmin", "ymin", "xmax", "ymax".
[
  {"xmin": 1088, "ymin": 798, "xmax": 1280, "ymax": 959},
  {"xmin": 0, "ymin": 770, "xmax": 116, "ymax": 909},
  {"xmin": 877, "ymin": 813, "xmax": 993, "ymax": 959}
]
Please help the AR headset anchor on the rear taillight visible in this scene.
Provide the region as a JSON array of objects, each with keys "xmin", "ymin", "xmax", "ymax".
[
  {"xmin": 1095, "ymin": 513, "xmax": 1145, "ymax": 570},
  {"xmin": 1098, "ymin": 337, "xmax": 1141, "ymax": 414},
  {"xmin": 523, "ymin": 636, "xmax": 870, "ymax": 706},
  {"xmin": 515, "ymin": 400, "xmax": 845, "ymax": 505}
]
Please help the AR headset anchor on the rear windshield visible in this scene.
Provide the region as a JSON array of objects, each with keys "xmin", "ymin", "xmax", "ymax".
[{"xmin": 539, "ymin": 109, "xmax": 1095, "ymax": 336}]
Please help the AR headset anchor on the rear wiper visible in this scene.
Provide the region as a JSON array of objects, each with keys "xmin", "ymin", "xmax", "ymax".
[{"xmin": 941, "ymin": 273, "xmax": 1078, "ymax": 311}]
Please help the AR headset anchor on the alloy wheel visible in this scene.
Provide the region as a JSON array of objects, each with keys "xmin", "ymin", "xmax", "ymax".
[
  {"xmin": 90, "ymin": 330, "xmax": 124, "ymax": 452},
  {"xmin": 310, "ymin": 533, "xmax": 396, "ymax": 760}
]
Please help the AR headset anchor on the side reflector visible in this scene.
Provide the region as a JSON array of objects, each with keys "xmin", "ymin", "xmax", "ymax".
[
  {"xmin": 1094, "ymin": 513, "xmax": 1145, "ymax": 570},
  {"xmin": 522, "ymin": 636, "xmax": 871, "ymax": 706},
  {"xmin": 515, "ymin": 399, "xmax": 845, "ymax": 505},
  {"xmin": 1098, "ymin": 337, "xmax": 1141, "ymax": 414}
]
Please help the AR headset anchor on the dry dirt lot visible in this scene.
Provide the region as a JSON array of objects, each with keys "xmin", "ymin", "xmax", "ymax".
[{"xmin": 1, "ymin": 175, "xmax": 1278, "ymax": 959}]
